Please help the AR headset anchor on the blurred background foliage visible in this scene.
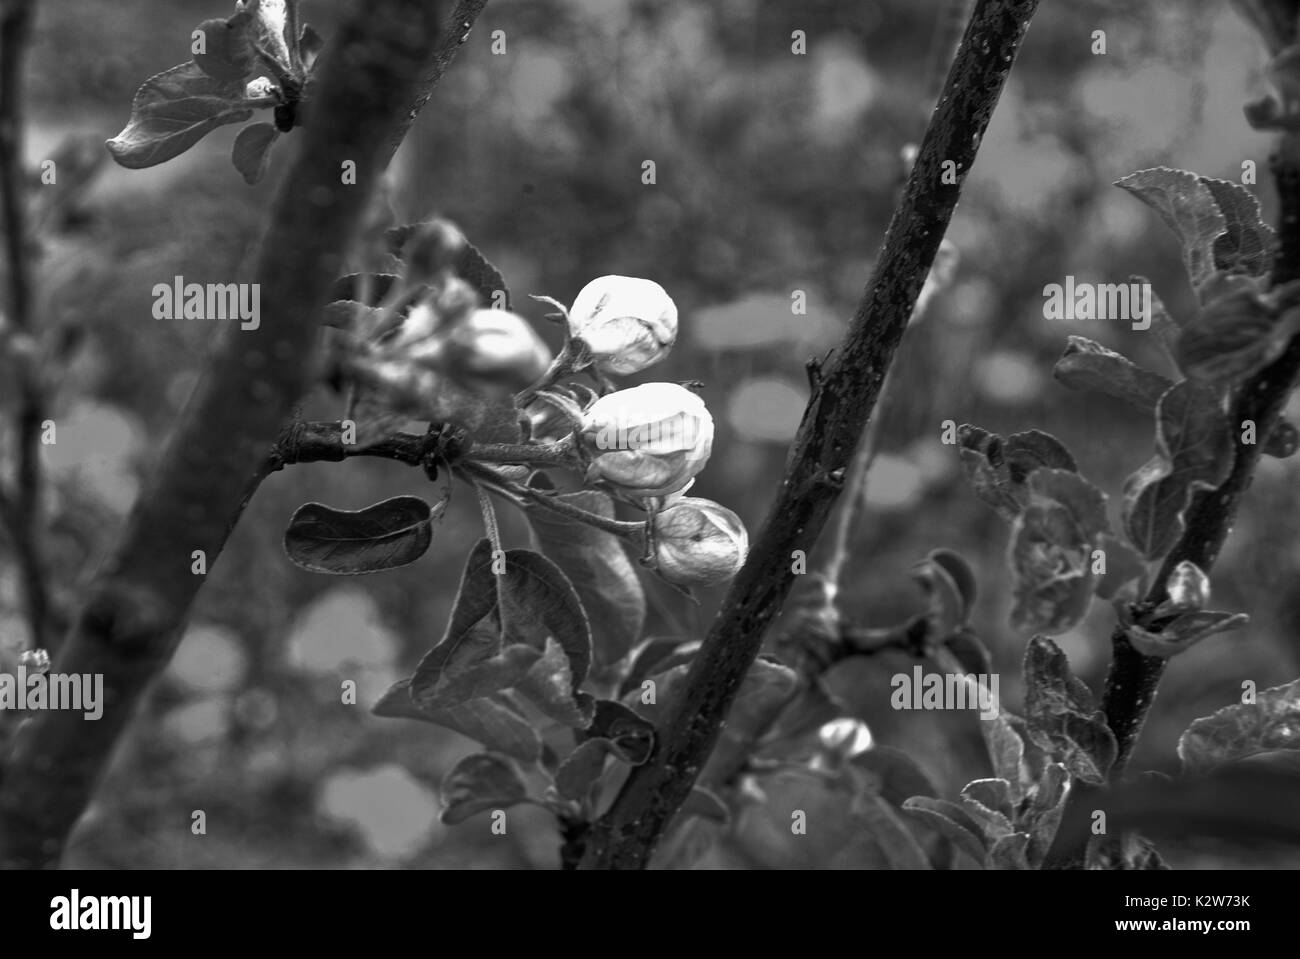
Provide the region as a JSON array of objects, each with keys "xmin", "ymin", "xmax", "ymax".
[{"xmin": 1, "ymin": 0, "xmax": 1297, "ymax": 868}]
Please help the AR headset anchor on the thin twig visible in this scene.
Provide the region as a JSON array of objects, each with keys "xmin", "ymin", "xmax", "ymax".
[
  {"xmin": 0, "ymin": 0, "xmax": 50, "ymax": 652},
  {"xmin": 576, "ymin": 0, "xmax": 1042, "ymax": 869},
  {"xmin": 472, "ymin": 476, "xmax": 503, "ymax": 554}
]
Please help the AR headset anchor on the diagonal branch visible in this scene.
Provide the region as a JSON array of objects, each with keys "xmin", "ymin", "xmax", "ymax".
[
  {"xmin": 576, "ymin": 0, "xmax": 1043, "ymax": 870},
  {"xmin": 0, "ymin": 0, "xmax": 489, "ymax": 869}
]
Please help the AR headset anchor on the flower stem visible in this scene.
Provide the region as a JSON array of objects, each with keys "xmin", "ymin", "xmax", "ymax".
[
  {"xmin": 461, "ymin": 462, "xmax": 644, "ymax": 540},
  {"xmin": 468, "ymin": 435, "xmax": 578, "ymax": 467},
  {"xmin": 472, "ymin": 478, "xmax": 503, "ymax": 554},
  {"xmin": 516, "ymin": 344, "xmax": 577, "ymax": 407}
]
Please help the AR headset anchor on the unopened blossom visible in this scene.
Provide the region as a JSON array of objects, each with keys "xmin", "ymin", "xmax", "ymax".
[
  {"xmin": 651, "ymin": 496, "xmax": 748, "ymax": 587},
  {"xmin": 568, "ymin": 275, "xmax": 677, "ymax": 375},
  {"xmin": 579, "ymin": 383, "xmax": 712, "ymax": 500}
]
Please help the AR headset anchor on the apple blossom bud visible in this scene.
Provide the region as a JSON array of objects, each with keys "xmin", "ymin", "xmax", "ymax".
[
  {"xmin": 245, "ymin": 76, "xmax": 278, "ymax": 100},
  {"xmin": 651, "ymin": 496, "xmax": 748, "ymax": 587},
  {"xmin": 440, "ymin": 309, "xmax": 552, "ymax": 393},
  {"xmin": 19, "ymin": 648, "xmax": 51, "ymax": 675},
  {"xmin": 817, "ymin": 718, "xmax": 874, "ymax": 760},
  {"xmin": 402, "ymin": 220, "xmax": 466, "ymax": 286},
  {"xmin": 579, "ymin": 383, "xmax": 713, "ymax": 500},
  {"xmin": 390, "ymin": 301, "xmax": 441, "ymax": 350},
  {"xmin": 568, "ymin": 275, "xmax": 677, "ymax": 375}
]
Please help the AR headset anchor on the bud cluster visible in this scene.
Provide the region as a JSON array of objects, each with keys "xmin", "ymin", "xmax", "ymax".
[{"xmin": 325, "ymin": 221, "xmax": 748, "ymax": 588}]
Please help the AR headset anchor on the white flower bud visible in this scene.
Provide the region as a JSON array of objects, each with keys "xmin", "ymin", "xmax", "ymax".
[
  {"xmin": 579, "ymin": 383, "xmax": 713, "ymax": 500},
  {"xmin": 244, "ymin": 76, "xmax": 278, "ymax": 100},
  {"xmin": 568, "ymin": 275, "xmax": 677, "ymax": 375},
  {"xmin": 390, "ymin": 301, "xmax": 441, "ymax": 350},
  {"xmin": 19, "ymin": 648, "xmax": 51, "ymax": 675},
  {"xmin": 651, "ymin": 496, "xmax": 748, "ymax": 587},
  {"xmin": 817, "ymin": 718, "xmax": 874, "ymax": 759},
  {"xmin": 401, "ymin": 220, "xmax": 466, "ymax": 286},
  {"xmin": 440, "ymin": 309, "xmax": 552, "ymax": 392}
]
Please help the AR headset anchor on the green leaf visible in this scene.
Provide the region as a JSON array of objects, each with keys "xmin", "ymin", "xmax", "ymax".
[
  {"xmin": 708, "ymin": 658, "xmax": 798, "ymax": 772},
  {"xmin": 440, "ymin": 752, "xmax": 529, "ymax": 825},
  {"xmin": 619, "ymin": 637, "xmax": 696, "ymax": 696},
  {"xmin": 107, "ymin": 62, "xmax": 253, "ymax": 169},
  {"xmin": 496, "ymin": 548, "xmax": 593, "ymax": 693},
  {"xmin": 958, "ymin": 426, "xmax": 1077, "ymax": 522},
  {"xmin": 328, "ymin": 273, "xmax": 405, "ymax": 306},
  {"xmin": 1007, "ymin": 470, "xmax": 1109, "ymax": 635},
  {"xmin": 514, "ymin": 637, "xmax": 596, "ymax": 728},
  {"xmin": 1053, "ymin": 335, "xmax": 1173, "ymax": 412},
  {"xmin": 910, "ymin": 550, "xmax": 971, "ymax": 639},
  {"xmin": 412, "ymin": 540, "xmax": 500, "ymax": 679},
  {"xmin": 1023, "ymin": 762, "xmax": 1069, "ymax": 867},
  {"xmin": 1023, "ymin": 636, "xmax": 1117, "ymax": 785},
  {"xmin": 1122, "ymin": 381, "xmax": 1233, "ymax": 559},
  {"xmin": 1178, "ymin": 677, "xmax": 1300, "ymax": 775},
  {"xmin": 959, "ymin": 780, "xmax": 1016, "ymax": 843},
  {"xmin": 282, "ymin": 495, "xmax": 440, "ymax": 574},
  {"xmin": 298, "ymin": 23, "xmax": 325, "ymax": 72},
  {"xmin": 387, "ymin": 224, "xmax": 511, "ymax": 309},
  {"xmin": 421, "ymin": 696, "xmax": 545, "ymax": 765},
  {"xmin": 1200, "ymin": 176, "xmax": 1277, "ymax": 277},
  {"xmin": 1009, "ymin": 504, "xmax": 1093, "ymax": 634},
  {"xmin": 1029, "ymin": 468, "xmax": 1110, "ymax": 540},
  {"xmin": 900, "ymin": 796, "xmax": 989, "ymax": 866},
  {"xmin": 988, "ymin": 832, "xmax": 1032, "ymax": 870},
  {"xmin": 1115, "ymin": 167, "xmax": 1225, "ymax": 291},
  {"xmin": 584, "ymin": 699, "xmax": 655, "ymax": 765},
  {"xmin": 852, "ymin": 792, "xmax": 933, "ymax": 869},
  {"xmin": 231, "ymin": 121, "xmax": 278, "ymax": 185},
  {"xmin": 1093, "ymin": 532, "xmax": 1146, "ymax": 600},
  {"xmin": 413, "ymin": 626, "xmax": 541, "ymax": 712},
  {"xmin": 963, "ymin": 778, "xmax": 1017, "ymax": 824},
  {"xmin": 554, "ymin": 738, "xmax": 611, "ymax": 800},
  {"xmin": 1130, "ymin": 275, "xmax": 1183, "ymax": 362},
  {"xmin": 850, "ymin": 745, "xmax": 941, "ymax": 809},
  {"xmin": 1125, "ymin": 610, "xmax": 1249, "ymax": 658},
  {"xmin": 1175, "ymin": 286, "xmax": 1298, "ymax": 385},
  {"xmin": 944, "ymin": 628, "xmax": 993, "ymax": 677},
  {"xmin": 242, "ymin": 0, "xmax": 298, "ymax": 75},
  {"xmin": 1155, "ymin": 379, "xmax": 1232, "ymax": 486},
  {"xmin": 411, "ymin": 541, "xmax": 593, "ymax": 717},
  {"xmin": 372, "ymin": 681, "xmax": 543, "ymax": 763},
  {"xmin": 980, "ymin": 714, "xmax": 1027, "ymax": 801},
  {"xmin": 1166, "ymin": 609, "xmax": 1249, "ymax": 643},
  {"xmin": 192, "ymin": 15, "xmax": 257, "ymax": 83},
  {"xmin": 524, "ymin": 486, "xmax": 646, "ymax": 666}
]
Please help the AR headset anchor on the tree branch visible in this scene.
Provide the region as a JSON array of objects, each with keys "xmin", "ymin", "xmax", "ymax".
[
  {"xmin": 0, "ymin": 0, "xmax": 51, "ymax": 652},
  {"xmin": 576, "ymin": 0, "xmax": 1043, "ymax": 870},
  {"xmin": 1044, "ymin": 131, "xmax": 1300, "ymax": 869},
  {"xmin": 0, "ymin": 0, "xmax": 488, "ymax": 869}
]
